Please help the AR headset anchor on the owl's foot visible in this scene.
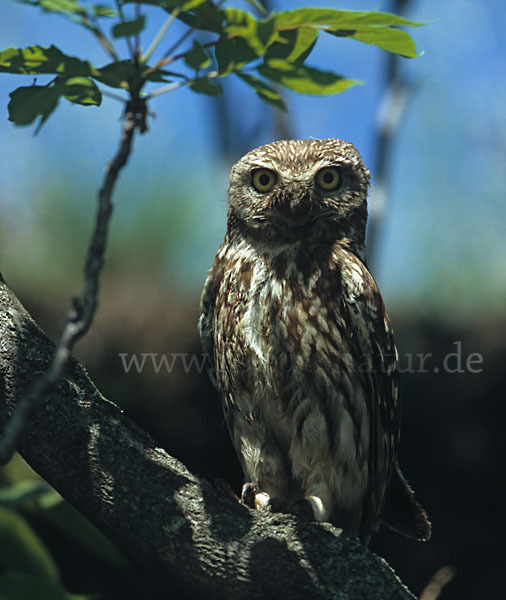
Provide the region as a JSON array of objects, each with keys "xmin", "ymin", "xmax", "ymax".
[{"xmin": 241, "ymin": 484, "xmax": 288, "ymax": 513}]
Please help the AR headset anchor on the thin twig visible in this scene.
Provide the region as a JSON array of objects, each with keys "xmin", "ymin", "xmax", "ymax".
[
  {"xmin": 142, "ymin": 10, "xmax": 180, "ymax": 64},
  {"xmin": 134, "ymin": 2, "xmax": 142, "ymax": 61},
  {"xmin": 92, "ymin": 24, "xmax": 120, "ymax": 61},
  {"xmin": 99, "ymin": 88, "xmax": 129, "ymax": 103},
  {"xmin": 0, "ymin": 99, "xmax": 143, "ymax": 464},
  {"xmin": 115, "ymin": 0, "xmax": 136, "ymax": 60},
  {"xmin": 146, "ymin": 80, "xmax": 186, "ymax": 99}
]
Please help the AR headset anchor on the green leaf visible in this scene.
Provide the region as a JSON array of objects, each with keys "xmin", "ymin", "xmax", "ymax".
[
  {"xmin": 0, "ymin": 506, "xmax": 59, "ymax": 582},
  {"xmin": 183, "ymin": 40, "xmax": 212, "ymax": 70},
  {"xmin": 94, "ymin": 60, "xmax": 177, "ymax": 89},
  {"xmin": 245, "ymin": 0, "xmax": 268, "ymax": 16},
  {"xmin": 224, "ymin": 9, "xmax": 276, "ymax": 55},
  {"xmin": 325, "ymin": 27, "xmax": 418, "ymax": 58},
  {"xmin": 59, "ymin": 76, "xmax": 102, "ymax": 106},
  {"xmin": 0, "ymin": 481, "xmax": 58, "ymax": 510},
  {"xmin": 177, "ymin": 1, "xmax": 226, "ymax": 33},
  {"xmin": 112, "ymin": 15, "xmax": 146, "ymax": 39},
  {"xmin": 258, "ymin": 60, "xmax": 359, "ymax": 95},
  {"xmin": 215, "ymin": 37, "xmax": 257, "ymax": 75},
  {"xmin": 188, "ymin": 77, "xmax": 222, "ymax": 96},
  {"xmin": 90, "ymin": 4, "xmax": 116, "ymax": 17},
  {"xmin": 272, "ymin": 8, "xmax": 422, "ymax": 57},
  {"xmin": 273, "ymin": 8, "xmax": 423, "ymax": 29},
  {"xmin": 8, "ymin": 84, "xmax": 61, "ymax": 130},
  {"xmin": 236, "ymin": 72, "xmax": 286, "ymax": 111},
  {"xmin": 124, "ymin": 0, "xmax": 207, "ymax": 11},
  {"xmin": 0, "ymin": 45, "xmax": 96, "ymax": 77},
  {"xmin": 264, "ymin": 27, "xmax": 318, "ymax": 63},
  {"xmin": 19, "ymin": 0, "xmax": 117, "ymax": 18},
  {"xmin": 21, "ymin": 0, "xmax": 83, "ymax": 14}
]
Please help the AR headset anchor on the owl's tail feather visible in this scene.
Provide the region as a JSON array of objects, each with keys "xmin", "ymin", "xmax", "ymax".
[{"xmin": 382, "ymin": 462, "xmax": 432, "ymax": 541}]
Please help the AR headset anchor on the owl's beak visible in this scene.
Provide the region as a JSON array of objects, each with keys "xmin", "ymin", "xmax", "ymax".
[{"xmin": 270, "ymin": 191, "xmax": 313, "ymax": 227}]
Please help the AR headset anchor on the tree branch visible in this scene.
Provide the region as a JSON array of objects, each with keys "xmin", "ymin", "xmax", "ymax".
[{"xmin": 0, "ymin": 277, "xmax": 415, "ymax": 600}]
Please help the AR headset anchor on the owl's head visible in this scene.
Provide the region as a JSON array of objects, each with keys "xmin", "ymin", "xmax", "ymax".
[{"xmin": 227, "ymin": 139, "xmax": 370, "ymax": 254}]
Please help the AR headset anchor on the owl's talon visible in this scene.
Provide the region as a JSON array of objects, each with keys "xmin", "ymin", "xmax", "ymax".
[{"xmin": 240, "ymin": 482, "xmax": 257, "ymax": 509}]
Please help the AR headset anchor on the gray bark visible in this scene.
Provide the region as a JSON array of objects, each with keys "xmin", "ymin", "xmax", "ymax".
[{"xmin": 0, "ymin": 275, "xmax": 415, "ymax": 599}]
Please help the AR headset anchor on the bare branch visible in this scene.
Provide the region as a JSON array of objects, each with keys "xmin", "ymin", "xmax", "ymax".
[
  {"xmin": 0, "ymin": 99, "xmax": 145, "ymax": 463},
  {"xmin": 0, "ymin": 278, "xmax": 416, "ymax": 600}
]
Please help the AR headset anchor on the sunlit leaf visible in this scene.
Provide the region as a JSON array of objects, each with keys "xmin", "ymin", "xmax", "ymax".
[
  {"xmin": 272, "ymin": 8, "xmax": 422, "ymax": 57},
  {"xmin": 236, "ymin": 72, "xmax": 286, "ymax": 111},
  {"xmin": 273, "ymin": 8, "xmax": 423, "ymax": 29},
  {"xmin": 325, "ymin": 27, "xmax": 418, "ymax": 58},
  {"xmin": 59, "ymin": 76, "xmax": 102, "ymax": 106},
  {"xmin": 188, "ymin": 77, "xmax": 222, "ymax": 96},
  {"xmin": 112, "ymin": 15, "xmax": 146, "ymax": 39},
  {"xmin": 19, "ymin": 0, "xmax": 117, "ymax": 17},
  {"xmin": 20, "ymin": 0, "xmax": 83, "ymax": 14},
  {"xmin": 183, "ymin": 40, "xmax": 212, "ymax": 70},
  {"xmin": 224, "ymin": 9, "xmax": 276, "ymax": 55},
  {"xmin": 0, "ymin": 45, "xmax": 96, "ymax": 77},
  {"xmin": 215, "ymin": 37, "xmax": 257, "ymax": 75},
  {"xmin": 264, "ymin": 27, "xmax": 317, "ymax": 63},
  {"xmin": 258, "ymin": 60, "xmax": 359, "ymax": 95}
]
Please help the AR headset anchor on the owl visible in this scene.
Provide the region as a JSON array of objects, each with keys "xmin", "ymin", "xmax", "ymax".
[{"xmin": 199, "ymin": 139, "xmax": 431, "ymax": 543}]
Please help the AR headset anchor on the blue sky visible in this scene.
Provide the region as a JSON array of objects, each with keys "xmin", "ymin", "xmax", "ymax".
[{"xmin": 1, "ymin": 0, "xmax": 505, "ymax": 316}]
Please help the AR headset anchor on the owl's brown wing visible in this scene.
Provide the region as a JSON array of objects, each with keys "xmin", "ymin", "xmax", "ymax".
[
  {"xmin": 199, "ymin": 259, "xmax": 222, "ymax": 391},
  {"xmin": 340, "ymin": 256, "xmax": 400, "ymax": 540},
  {"xmin": 341, "ymin": 255, "xmax": 431, "ymax": 541}
]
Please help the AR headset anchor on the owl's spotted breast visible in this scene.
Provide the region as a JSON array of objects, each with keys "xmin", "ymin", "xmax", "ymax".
[{"xmin": 206, "ymin": 238, "xmax": 374, "ymax": 529}]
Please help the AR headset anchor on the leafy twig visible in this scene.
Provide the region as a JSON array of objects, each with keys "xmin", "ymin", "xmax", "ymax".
[{"xmin": 0, "ymin": 98, "xmax": 144, "ymax": 464}]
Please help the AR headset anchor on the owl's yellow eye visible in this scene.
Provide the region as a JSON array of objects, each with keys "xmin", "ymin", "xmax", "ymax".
[
  {"xmin": 252, "ymin": 168, "xmax": 277, "ymax": 193},
  {"xmin": 316, "ymin": 167, "xmax": 341, "ymax": 191}
]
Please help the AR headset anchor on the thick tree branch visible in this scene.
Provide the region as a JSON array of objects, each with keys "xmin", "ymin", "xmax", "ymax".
[{"xmin": 0, "ymin": 277, "xmax": 415, "ymax": 599}]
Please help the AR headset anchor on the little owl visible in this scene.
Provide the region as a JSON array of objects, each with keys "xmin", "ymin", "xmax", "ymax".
[{"xmin": 199, "ymin": 139, "xmax": 431, "ymax": 543}]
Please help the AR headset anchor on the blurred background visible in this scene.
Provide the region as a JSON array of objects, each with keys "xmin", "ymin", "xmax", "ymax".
[{"xmin": 1, "ymin": 0, "xmax": 505, "ymax": 598}]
